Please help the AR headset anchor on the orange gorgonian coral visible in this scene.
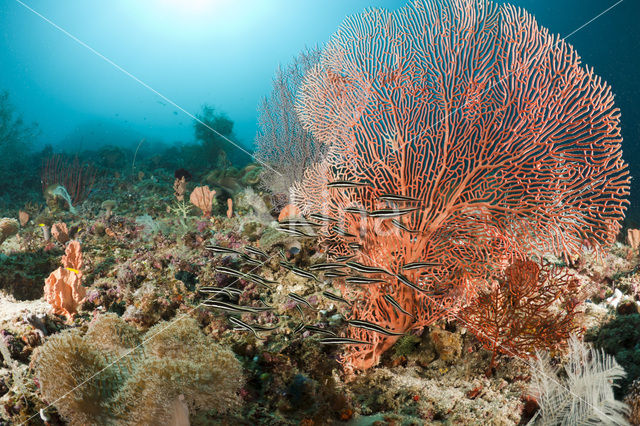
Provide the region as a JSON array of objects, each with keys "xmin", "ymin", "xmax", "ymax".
[
  {"xmin": 292, "ymin": 0, "xmax": 629, "ymax": 370},
  {"xmin": 460, "ymin": 259, "xmax": 581, "ymax": 370}
]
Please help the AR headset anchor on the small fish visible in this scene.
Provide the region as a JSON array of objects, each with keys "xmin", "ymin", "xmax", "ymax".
[
  {"xmin": 345, "ymin": 261, "xmax": 391, "ymax": 276},
  {"xmin": 345, "ymin": 276, "xmax": 386, "ymax": 285},
  {"xmin": 228, "ymin": 317, "xmax": 264, "ymax": 340},
  {"xmin": 391, "ymin": 219, "xmax": 421, "ymax": 234},
  {"xmin": 335, "ymin": 254, "xmax": 356, "ymax": 262},
  {"xmin": 319, "ymin": 337, "xmax": 372, "ymax": 346},
  {"xmin": 279, "ymin": 260, "xmax": 294, "ymax": 270},
  {"xmin": 276, "ymin": 227, "xmax": 316, "ymax": 238},
  {"xmin": 308, "ymin": 213, "xmax": 338, "ymax": 223},
  {"xmin": 251, "ymin": 323, "xmax": 280, "ymax": 332},
  {"xmin": 240, "ymin": 254, "xmax": 263, "ymax": 266},
  {"xmin": 293, "ymin": 322, "xmax": 305, "ymax": 335},
  {"xmin": 65, "ymin": 267, "xmax": 80, "ymax": 274},
  {"xmin": 38, "ymin": 223, "xmax": 45, "ymax": 227},
  {"xmin": 324, "ymin": 271, "xmax": 349, "ymax": 279},
  {"xmin": 322, "ymin": 290, "xmax": 352, "ymax": 307},
  {"xmin": 383, "ymin": 294, "xmax": 415, "ymax": 319},
  {"xmin": 347, "ymin": 242, "xmax": 363, "ymax": 250},
  {"xmin": 288, "ymin": 292, "xmax": 317, "ymax": 310},
  {"xmin": 309, "ymin": 262, "xmax": 347, "ymax": 271},
  {"xmin": 206, "ymin": 245, "xmax": 243, "ymax": 255},
  {"xmin": 258, "ymin": 296, "xmax": 272, "ymax": 308},
  {"xmin": 344, "ymin": 206, "xmax": 369, "ymax": 216},
  {"xmin": 402, "ymin": 261, "xmax": 441, "ymax": 270},
  {"xmin": 290, "ymin": 267, "xmax": 321, "ymax": 282},
  {"xmin": 279, "ymin": 219, "xmax": 319, "ymax": 228},
  {"xmin": 327, "ymin": 180, "xmax": 369, "ymax": 188},
  {"xmin": 214, "ymin": 266, "xmax": 247, "ymax": 279},
  {"xmin": 244, "ymin": 273, "xmax": 276, "ymax": 290},
  {"xmin": 369, "ymin": 207, "xmax": 419, "ymax": 218},
  {"xmin": 245, "ymin": 246, "xmax": 268, "ymax": 259},
  {"xmin": 202, "ymin": 300, "xmax": 272, "ymax": 314},
  {"xmin": 332, "ymin": 226, "xmax": 357, "ymax": 238},
  {"xmin": 347, "ymin": 319, "xmax": 405, "ymax": 336},
  {"xmin": 199, "ymin": 286, "xmax": 243, "ymax": 296},
  {"xmin": 304, "ymin": 325, "xmax": 337, "ymax": 336},
  {"xmin": 379, "ymin": 193, "xmax": 422, "ymax": 203},
  {"xmin": 396, "ymin": 273, "xmax": 425, "ymax": 293}
]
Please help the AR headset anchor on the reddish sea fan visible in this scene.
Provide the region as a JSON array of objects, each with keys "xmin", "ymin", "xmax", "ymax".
[
  {"xmin": 460, "ymin": 259, "xmax": 581, "ymax": 370},
  {"xmin": 292, "ymin": 0, "xmax": 629, "ymax": 370}
]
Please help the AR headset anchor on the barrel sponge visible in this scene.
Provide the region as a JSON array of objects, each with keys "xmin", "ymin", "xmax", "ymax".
[{"xmin": 32, "ymin": 330, "xmax": 121, "ymax": 425}]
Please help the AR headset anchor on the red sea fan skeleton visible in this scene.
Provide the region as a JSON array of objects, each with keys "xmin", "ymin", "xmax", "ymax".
[{"xmin": 291, "ymin": 0, "xmax": 629, "ymax": 371}]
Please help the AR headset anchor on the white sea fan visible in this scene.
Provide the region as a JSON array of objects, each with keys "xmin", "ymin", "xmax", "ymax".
[{"xmin": 528, "ymin": 335, "xmax": 629, "ymax": 425}]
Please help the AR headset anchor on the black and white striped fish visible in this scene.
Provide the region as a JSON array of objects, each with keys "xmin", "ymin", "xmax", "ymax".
[
  {"xmin": 319, "ymin": 337, "xmax": 372, "ymax": 346},
  {"xmin": 345, "ymin": 261, "xmax": 391, "ymax": 276},
  {"xmin": 327, "ymin": 180, "xmax": 370, "ymax": 189},
  {"xmin": 345, "ymin": 276, "xmax": 386, "ymax": 285},
  {"xmin": 347, "ymin": 242, "xmax": 363, "ymax": 250},
  {"xmin": 304, "ymin": 325, "xmax": 337, "ymax": 336},
  {"xmin": 293, "ymin": 322, "xmax": 305, "ymax": 335},
  {"xmin": 391, "ymin": 219, "xmax": 421, "ymax": 234},
  {"xmin": 202, "ymin": 300, "xmax": 272, "ymax": 314},
  {"xmin": 383, "ymin": 294, "xmax": 415, "ymax": 319},
  {"xmin": 332, "ymin": 226, "xmax": 357, "ymax": 238},
  {"xmin": 344, "ymin": 207, "xmax": 369, "ymax": 216},
  {"xmin": 199, "ymin": 286, "xmax": 243, "ymax": 296},
  {"xmin": 214, "ymin": 266, "xmax": 247, "ymax": 279},
  {"xmin": 322, "ymin": 291, "xmax": 352, "ymax": 307},
  {"xmin": 396, "ymin": 273, "xmax": 426, "ymax": 293},
  {"xmin": 245, "ymin": 246, "xmax": 268, "ymax": 259},
  {"xmin": 240, "ymin": 254, "xmax": 263, "ymax": 266},
  {"xmin": 289, "ymin": 267, "xmax": 321, "ymax": 282},
  {"xmin": 275, "ymin": 227, "xmax": 317, "ymax": 238},
  {"xmin": 288, "ymin": 292, "xmax": 316, "ymax": 310},
  {"xmin": 369, "ymin": 207, "xmax": 419, "ymax": 218},
  {"xmin": 244, "ymin": 273, "xmax": 276, "ymax": 290},
  {"xmin": 347, "ymin": 319, "xmax": 405, "ymax": 336},
  {"xmin": 379, "ymin": 193, "xmax": 422, "ymax": 203},
  {"xmin": 308, "ymin": 213, "xmax": 338, "ymax": 223},
  {"xmin": 228, "ymin": 317, "xmax": 265, "ymax": 340},
  {"xmin": 324, "ymin": 270, "xmax": 349, "ymax": 279},
  {"xmin": 206, "ymin": 245, "xmax": 243, "ymax": 255},
  {"xmin": 402, "ymin": 261, "xmax": 440, "ymax": 270},
  {"xmin": 309, "ymin": 262, "xmax": 346, "ymax": 271},
  {"xmin": 335, "ymin": 254, "xmax": 356, "ymax": 262}
]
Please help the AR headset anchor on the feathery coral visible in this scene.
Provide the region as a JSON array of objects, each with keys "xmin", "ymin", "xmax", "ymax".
[{"xmin": 528, "ymin": 335, "xmax": 629, "ymax": 425}]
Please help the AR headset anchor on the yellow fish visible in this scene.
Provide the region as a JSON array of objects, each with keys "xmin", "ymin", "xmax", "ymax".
[{"xmin": 65, "ymin": 267, "xmax": 80, "ymax": 274}]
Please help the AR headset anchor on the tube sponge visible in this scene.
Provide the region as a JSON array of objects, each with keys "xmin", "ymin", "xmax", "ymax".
[{"xmin": 32, "ymin": 314, "xmax": 244, "ymax": 425}]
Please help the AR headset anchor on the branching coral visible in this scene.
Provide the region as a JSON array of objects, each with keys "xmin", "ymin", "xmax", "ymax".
[
  {"xmin": 291, "ymin": 0, "xmax": 629, "ymax": 370},
  {"xmin": 33, "ymin": 314, "xmax": 243, "ymax": 425},
  {"xmin": 460, "ymin": 259, "xmax": 581, "ymax": 369}
]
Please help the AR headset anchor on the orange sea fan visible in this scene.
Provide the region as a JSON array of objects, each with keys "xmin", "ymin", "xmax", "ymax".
[
  {"xmin": 460, "ymin": 259, "xmax": 581, "ymax": 370},
  {"xmin": 292, "ymin": 0, "xmax": 629, "ymax": 370},
  {"xmin": 44, "ymin": 240, "xmax": 86, "ymax": 319},
  {"xmin": 190, "ymin": 185, "xmax": 216, "ymax": 217}
]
